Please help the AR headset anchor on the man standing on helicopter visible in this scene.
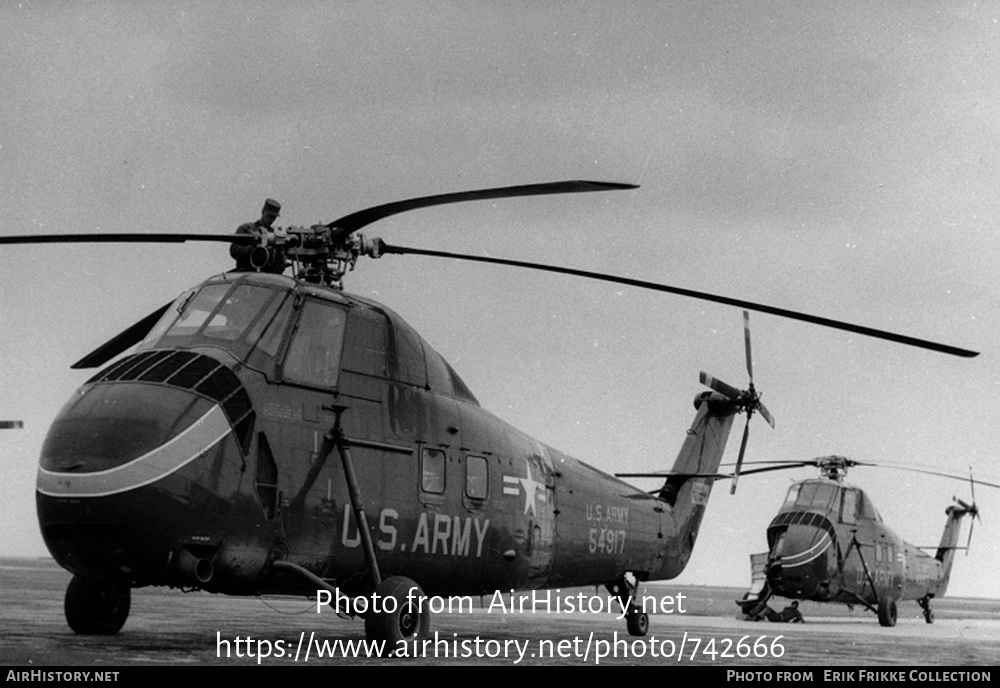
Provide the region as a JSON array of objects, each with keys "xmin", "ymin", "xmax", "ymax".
[{"xmin": 231, "ymin": 198, "xmax": 287, "ymax": 273}]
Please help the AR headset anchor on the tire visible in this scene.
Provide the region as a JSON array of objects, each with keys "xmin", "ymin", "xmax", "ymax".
[
  {"xmin": 877, "ymin": 597, "xmax": 897, "ymax": 627},
  {"xmin": 364, "ymin": 576, "xmax": 431, "ymax": 652},
  {"xmin": 626, "ymin": 607, "xmax": 649, "ymax": 637},
  {"xmin": 924, "ymin": 608, "xmax": 934, "ymax": 624},
  {"xmin": 64, "ymin": 575, "xmax": 131, "ymax": 635}
]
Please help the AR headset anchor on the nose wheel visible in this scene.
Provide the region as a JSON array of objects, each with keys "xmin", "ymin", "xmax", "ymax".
[{"xmin": 64, "ymin": 574, "xmax": 131, "ymax": 635}]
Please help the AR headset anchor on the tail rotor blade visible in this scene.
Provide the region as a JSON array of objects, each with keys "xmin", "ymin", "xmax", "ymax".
[
  {"xmin": 700, "ymin": 372, "xmax": 741, "ymax": 400},
  {"xmin": 731, "ymin": 420, "xmax": 751, "ymax": 495},
  {"xmin": 757, "ymin": 400, "xmax": 775, "ymax": 429},
  {"xmin": 743, "ymin": 311, "xmax": 754, "ymax": 382}
]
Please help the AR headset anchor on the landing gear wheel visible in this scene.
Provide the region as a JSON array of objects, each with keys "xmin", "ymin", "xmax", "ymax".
[
  {"xmin": 626, "ymin": 605, "xmax": 649, "ymax": 637},
  {"xmin": 924, "ymin": 608, "xmax": 934, "ymax": 624},
  {"xmin": 364, "ymin": 576, "xmax": 431, "ymax": 651},
  {"xmin": 877, "ymin": 597, "xmax": 897, "ymax": 627},
  {"xmin": 64, "ymin": 574, "xmax": 131, "ymax": 635}
]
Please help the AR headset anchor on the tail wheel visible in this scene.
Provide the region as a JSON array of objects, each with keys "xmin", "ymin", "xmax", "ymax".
[
  {"xmin": 64, "ymin": 574, "xmax": 131, "ymax": 635},
  {"xmin": 877, "ymin": 597, "xmax": 897, "ymax": 627},
  {"xmin": 364, "ymin": 576, "xmax": 431, "ymax": 650},
  {"xmin": 626, "ymin": 606, "xmax": 649, "ymax": 637}
]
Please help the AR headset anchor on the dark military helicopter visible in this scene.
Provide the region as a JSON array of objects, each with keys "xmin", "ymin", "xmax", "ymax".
[
  {"xmin": 0, "ymin": 181, "xmax": 979, "ymax": 647},
  {"xmin": 722, "ymin": 456, "xmax": 999, "ymax": 627}
]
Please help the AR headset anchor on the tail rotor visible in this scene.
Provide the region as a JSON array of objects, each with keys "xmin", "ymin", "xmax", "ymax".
[
  {"xmin": 957, "ymin": 467, "xmax": 983, "ymax": 555},
  {"xmin": 699, "ymin": 311, "xmax": 775, "ymax": 494}
]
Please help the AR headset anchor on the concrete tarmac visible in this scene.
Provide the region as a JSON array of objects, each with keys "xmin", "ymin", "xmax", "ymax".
[{"xmin": 2, "ymin": 558, "xmax": 997, "ymax": 667}]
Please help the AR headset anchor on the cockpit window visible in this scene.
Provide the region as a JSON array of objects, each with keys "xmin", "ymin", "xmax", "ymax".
[
  {"xmin": 781, "ymin": 484, "xmax": 800, "ymax": 508},
  {"xmin": 166, "ymin": 284, "xmax": 230, "ymax": 336},
  {"xmin": 840, "ymin": 488, "xmax": 859, "ymax": 524},
  {"xmin": 281, "ymin": 299, "xmax": 347, "ymax": 389},
  {"xmin": 202, "ymin": 285, "xmax": 277, "ymax": 342},
  {"xmin": 139, "ymin": 282, "xmax": 290, "ymax": 367},
  {"xmin": 793, "ymin": 482, "xmax": 838, "ymax": 510}
]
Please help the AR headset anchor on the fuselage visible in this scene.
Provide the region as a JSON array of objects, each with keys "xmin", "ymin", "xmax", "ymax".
[{"xmin": 37, "ymin": 272, "xmax": 733, "ymax": 598}]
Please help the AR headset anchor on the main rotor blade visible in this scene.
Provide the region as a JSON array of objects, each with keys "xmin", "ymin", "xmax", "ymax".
[
  {"xmin": 0, "ymin": 233, "xmax": 253, "ymax": 246},
  {"xmin": 860, "ymin": 463, "xmax": 1000, "ymax": 489},
  {"xmin": 327, "ymin": 181, "xmax": 638, "ymax": 242},
  {"xmin": 380, "ymin": 243, "xmax": 979, "ymax": 358},
  {"xmin": 616, "ymin": 461, "xmax": 817, "ymax": 480},
  {"xmin": 729, "ymin": 457, "xmax": 1000, "ymax": 489},
  {"xmin": 71, "ymin": 302, "xmax": 172, "ymax": 369}
]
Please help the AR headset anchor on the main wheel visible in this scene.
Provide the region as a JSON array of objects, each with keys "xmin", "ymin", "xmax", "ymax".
[
  {"xmin": 924, "ymin": 607, "xmax": 934, "ymax": 624},
  {"xmin": 626, "ymin": 605, "xmax": 649, "ymax": 637},
  {"xmin": 64, "ymin": 574, "xmax": 131, "ymax": 635},
  {"xmin": 877, "ymin": 597, "xmax": 897, "ymax": 627},
  {"xmin": 364, "ymin": 576, "xmax": 431, "ymax": 651}
]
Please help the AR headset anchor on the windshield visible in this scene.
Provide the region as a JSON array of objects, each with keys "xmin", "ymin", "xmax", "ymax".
[
  {"xmin": 792, "ymin": 482, "xmax": 839, "ymax": 511},
  {"xmin": 139, "ymin": 282, "xmax": 291, "ymax": 366}
]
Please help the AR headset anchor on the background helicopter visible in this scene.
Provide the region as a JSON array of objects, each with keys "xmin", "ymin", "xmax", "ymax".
[
  {"xmin": 2, "ymin": 3, "xmax": 998, "ymax": 639},
  {"xmin": 724, "ymin": 456, "xmax": 1000, "ymax": 626},
  {"xmin": 620, "ymin": 455, "xmax": 1000, "ymax": 627}
]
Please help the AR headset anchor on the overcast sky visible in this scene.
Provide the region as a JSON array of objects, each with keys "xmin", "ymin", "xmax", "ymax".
[{"xmin": 2, "ymin": 2, "xmax": 1000, "ymax": 606}]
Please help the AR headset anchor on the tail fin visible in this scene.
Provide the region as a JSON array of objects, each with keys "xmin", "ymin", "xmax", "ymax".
[
  {"xmin": 657, "ymin": 391, "xmax": 740, "ymax": 568},
  {"xmin": 933, "ymin": 499, "xmax": 977, "ymax": 595},
  {"xmin": 660, "ymin": 391, "xmax": 740, "ymax": 506}
]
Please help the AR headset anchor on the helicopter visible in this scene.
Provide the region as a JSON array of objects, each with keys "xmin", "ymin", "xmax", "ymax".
[
  {"xmin": 0, "ymin": 180, "xmax": 980, "ymax": 648},
  {"xmin": 722, "ymin": 456, "xmax": 999, "ymax": 627}
]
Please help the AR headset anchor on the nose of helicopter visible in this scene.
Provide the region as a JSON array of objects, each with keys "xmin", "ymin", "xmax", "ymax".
[
  {"xmin": 766, "ymin": 521, "xmax": 835, "ymax": 599},
  {"xmin": 36, "ymin": 370, "xmax": 249, "ymax": 586}
]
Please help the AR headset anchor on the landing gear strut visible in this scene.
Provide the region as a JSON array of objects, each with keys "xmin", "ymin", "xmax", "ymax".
[
  {"xmin": 64, "ymin": 574, "xmax": 131, "ymax": 635},
  {"xmin": 325, "ymin": 407, "xmax": 432, "ymax": 650},
  {"xmin": 918, "ymin": 596, "xmax": 934, "ymax": 624},
  {"xmin": 606, "ymin": 573, "xmax": 648, "ymax": 637}
]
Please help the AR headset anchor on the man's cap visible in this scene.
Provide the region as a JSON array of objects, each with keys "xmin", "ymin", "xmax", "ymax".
[{"xmin": 262, "ymin": 198, "xmax": 281, "ymax": 215}]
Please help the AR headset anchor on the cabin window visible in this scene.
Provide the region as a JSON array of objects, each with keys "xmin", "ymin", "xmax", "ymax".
[
  {"xmin": 466, "ymin": 455, "xmax": 489, "ymax": 499},
  {"xmin": 421, "ymin": 448, "xmax": 446, "ymax": 494},
  {"xmin": 282, "ymin": 300, "xmax": 347, "ymax": 389}
]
